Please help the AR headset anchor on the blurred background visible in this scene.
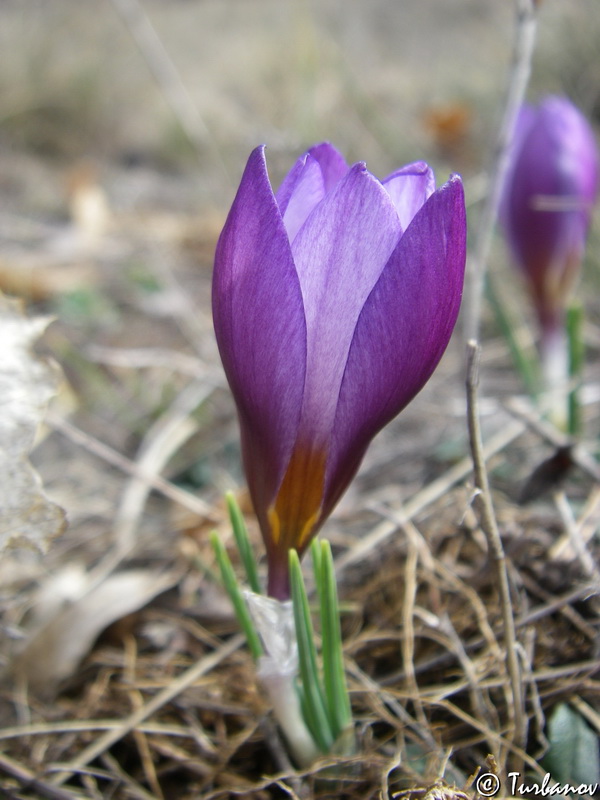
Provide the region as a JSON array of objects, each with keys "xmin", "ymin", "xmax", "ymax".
[{"xmin": 1, "ymin": 0, "xmax": 599, "ymax": 215}]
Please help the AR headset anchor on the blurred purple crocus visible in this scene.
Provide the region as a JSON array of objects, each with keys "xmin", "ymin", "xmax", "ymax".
[
  {"xmin": 213, "ymin": 143, "xmax": 466, "ymax": 599},
  {"xmin": 501, "ymin": 96, "xmax": 599, "ymax": 339}
]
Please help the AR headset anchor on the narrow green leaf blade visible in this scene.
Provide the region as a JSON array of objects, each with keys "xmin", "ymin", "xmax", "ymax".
[
  {"xmin": 319, "ymin": 540, "xmax": 352, "ymax": 740},
  {"xmin": 486, "ymin": 273, "xmax": 539, "ymax": 398},
  {"xmin": 225, "ymin": 492, "xmax": 262, "ymax": 594},
  {"xmin": 310, "ymin": 537, "xmax": 323, "ymax": 609},
  {"xmin": 210, "ymin": 531, "xmax": 263, "ymax": 660},
  {"xmin": 289, "ymin": 549, "xmax": 334, "ymax": 753}
]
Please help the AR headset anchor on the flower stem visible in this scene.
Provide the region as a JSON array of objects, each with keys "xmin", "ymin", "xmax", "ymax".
[
  {"xmin": 540, "ymin": 320, "xmax": 569, "ymax": 432},
  {"xmin": 466, "ymin": 341, "xmax": 526, "ymax": 773},
  {"xmin": 267, "ymin": 552, "xmax": 291, "ymax": 601},
  {"xmin": 244, "ymin": 590, "xmax": 320, "ymax": 767}
]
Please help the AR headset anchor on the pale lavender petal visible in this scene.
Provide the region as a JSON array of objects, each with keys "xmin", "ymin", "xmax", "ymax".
[
  {"xmin": 322, "ymin": 175, "xmax": 466, "ymax": 514},
  {"xmin": 278, "ymin": 155, "xmax": 326, "ymax": 244},
  {"xmin": 307, "ymin": 142, "xmax": 348, "ymax": 192},
  {"xmin": 382, "ymin": 162, "xmax": 436, "ymax": 231},
  {"xmin": 290, "ymin": 163, "xmax": 402, "ymax": 445},
  {"xmin": 275, "ymin": 152, "xmax": 309, "ymax": 216},
  {"xmin": 212, "ymin": 146, "xmax": 307, "ymax": 527},
  {"xmin": 276, "ymin": 143, "xmax": 348, "ymax": 243}
]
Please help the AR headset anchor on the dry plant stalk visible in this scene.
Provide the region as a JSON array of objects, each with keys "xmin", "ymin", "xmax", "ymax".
[
  {"xmin": 464, "ymin": 0, "xmax": 538, "ymax": 341},
  {"xmin": 465, "ymin": 340, "xmax": 526, "ymax": 773},
  {"xmin": 109, "ymin": 0, "xmax": 230, "ymax": 182}
]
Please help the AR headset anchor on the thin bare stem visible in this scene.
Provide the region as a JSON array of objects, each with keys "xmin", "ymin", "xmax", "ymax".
[
  {"xmin": 465, "ymin": 340, "xmax": 526, "ymax": 773},
  {"xmin": 464, "ymin": 0, "xmax": 538, "ymax": 342},
  {"xmin": 46, "ymin": 412, "xmax": 217, "ymax": 521},
  {"xmin": 109, "ymin": 0, "xmax": 231, "ymax": 183},
  {"xmin": 400, "ymin": 535, "xmax": 428, "ymax": 729}
]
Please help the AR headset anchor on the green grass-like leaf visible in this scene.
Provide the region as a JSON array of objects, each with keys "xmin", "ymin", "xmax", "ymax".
[
  {"xmin": 210, "ymin": 531, "xmax": 263, "ymax": 660},
  {"xmin": 289, "ymin": 549, "xmax": 334, "ymax": 753},
  {"xmin": 225, "ymin": 492, "xmax": 262, "ymax": 594},
  {"xmin": 318, "ymin": 540, "xmax": 352, "ymax": 740},
  {"xmin": 486, "ymin": 273, "xmax": 539, "ymax": 398},
  {"xmin": 310, "ymin": 538, "xmax": 323, "ymax": 604},
  {"xmin": 567, "ymin": 303, "xmax": 584, "ymax": 438}
]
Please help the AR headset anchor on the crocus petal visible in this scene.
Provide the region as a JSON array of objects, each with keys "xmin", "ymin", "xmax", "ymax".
[
  {"xmin": 501, "ymin": 96, "xmax": 599, "ymax": 331},
  {"xmin": 212, "ymin": 146, "xmax": 307, "ymax": 533},
  {"xmin": 382, "ymin": 161, "xmax": 436, "ymax": 231},
  {"xmin": 213, "ymin": 143, "xmax": 468, "ymax": 599},
  {"xmin": 290, "ymin": 163, "xmax": 403, "ymax": 445},
  {"xmin": 277, "ymin": 155, "xmax": 327, "ymax": 244},
  {"xmin": 276, "ymin": 143, "xmax": 348, "ymax": 243},
  {"xmin": 308, "ymin": 141, "xmax": 349, "ymax": 192},
  {"xmin": 323, "ymin": 175, "xmax": 466, "ymax": 515}
]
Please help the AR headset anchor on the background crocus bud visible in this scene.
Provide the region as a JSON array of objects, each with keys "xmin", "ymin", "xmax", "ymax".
[
  {"xmin": 500, "ymin": 96, "xmax": 599, "ymax": 338},
  {"xmin": 213, "ymin": 143, "xmax": 466, "ymax": 599}
]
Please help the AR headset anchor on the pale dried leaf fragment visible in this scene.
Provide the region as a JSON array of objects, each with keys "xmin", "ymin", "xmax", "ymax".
[
  {"xmin": 0, "ymin": 294, "xmax": 66, "ymax": 552},
  {"xmin": 12, "ymin": 566, "xmax": 179, "ymax": 695}
]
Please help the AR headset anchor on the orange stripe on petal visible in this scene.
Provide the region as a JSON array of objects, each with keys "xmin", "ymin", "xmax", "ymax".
[{"xmin": 267, "ymin": 443, "xmax": 327, "ymax": 554}]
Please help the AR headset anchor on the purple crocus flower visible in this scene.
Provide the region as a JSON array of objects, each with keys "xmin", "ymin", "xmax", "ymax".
[
  {"xmin": 501, "ymin": 96, "xmax": 599, "ymax": 336},
  {"xmin": 213, "ymin": 143, "xmax": 466, "ymax": 599}
]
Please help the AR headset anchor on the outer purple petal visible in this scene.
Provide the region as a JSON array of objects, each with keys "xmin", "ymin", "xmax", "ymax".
[
  {"xmin": 501, "ymin": 96, "xmax": 599, "ymax": 328},
  {"xmin": 290, "ymin": 163, "xmax": 402, "ymax": 446},
  {"xmin": 322, "ymin": 175, "xmax": 466, "ymax": 514},
  {"xmin": 499, "ymin": 103, "xmax": 535, "ymax": 233},
  {"xmin": 212, "ymin": 146, "xmax": 307, "ymax": 531},
  {"xmin": 382, "ymin": 161, "xmax": 436, "ymax": 231}
]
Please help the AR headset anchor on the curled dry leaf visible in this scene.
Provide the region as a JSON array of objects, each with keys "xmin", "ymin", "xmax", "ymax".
[
  {"xmin": 0, "ymin": 294, "xmax": 66, "ymax": 553},
  {"xmin": 11, "ymin": 566, "xmax": 179, "ymax": 695}
]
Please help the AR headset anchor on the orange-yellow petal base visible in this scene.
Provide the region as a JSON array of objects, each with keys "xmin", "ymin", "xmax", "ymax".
[{"xmin": 267, "ymin": 443, "xmax": 327, "ymax": 556}]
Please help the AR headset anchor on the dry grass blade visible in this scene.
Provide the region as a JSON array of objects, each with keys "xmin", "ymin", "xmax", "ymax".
[
  {"xmin": 109, "ymin": 0, "xmax": 230, "ymax": 181},
  {"xmin": 46, "ymin": 411, "xmax": 216, "ymax": 521},
  {"xmin": 465, "ymin": 341, "xmax": 525, "ymax": 772},
  {"xmin": 549, "ymin": 486, "xmax": 600, "ymax": 561},
  {"xmin": 114, "ymin": 378, "xmax": 213, "ymax": 554},
  {"xmin": 0, "ymin": 752, "xmax": 85, "ymax": 800},
  {"xmin": 553, "ymin": 491, "xmax": 600, "ymax": 584},
  {"xmin": 506, "ymin": 396, "xmax": 600, "ymax": 482},
  {"xmin": 48, "ymin": 633, "xmax": 244, "ymax": 787},
  {"xmin": 335, "ymin": 418, "xmax": 525, "ymax": 577}
]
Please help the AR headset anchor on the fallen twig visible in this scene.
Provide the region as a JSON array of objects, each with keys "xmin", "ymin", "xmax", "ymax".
[{"xmin": 465, "ymin": 340, "xmax": 526, "ymax": 773}]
